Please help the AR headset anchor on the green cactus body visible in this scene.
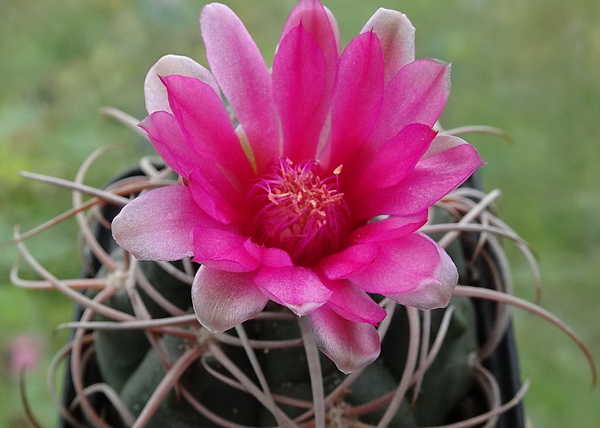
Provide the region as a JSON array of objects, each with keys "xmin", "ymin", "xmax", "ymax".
[
  {"xmin": 94, "ymin": 257, "xmax": 192, "ymax": 393},
  {"xmin": 87, "ymin": 205, "xmax": 480, "ymax": 427}
]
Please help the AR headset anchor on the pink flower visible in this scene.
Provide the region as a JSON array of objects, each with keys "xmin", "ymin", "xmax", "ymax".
[
  {"xmin": 9, "ymin": 335, "xmax": 42, "ymax": 374},
  {"xmin": 112, "ymin": 0, "xmax": 483, "ymax": 373}
]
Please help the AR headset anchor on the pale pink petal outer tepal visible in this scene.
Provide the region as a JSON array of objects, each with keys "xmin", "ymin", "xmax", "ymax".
[
  {"xmin": 192, "ymin": 267, "xmax": 269, "ymax": 333},
  {"xmin": 144, "ymin": 54, "xmax": 220, "ymax": 114},
  {"xmin": 385, "ymin": 235, "xmax": 458, "ymax": 309},
  {"xmin": 200, "ymin": 3, "xmax": 280, "ymax": 172},
  {"xmin": 361, "ymin": 8, "xmax": 415, "ymax": 84},
  {"xmin": 309, "ymin": 305, "xmax": 381, "ymax": 374},
  {"xmin": 423, "ymin": 132, "xmax": 474, "ymax": 159},
  {"xmin": 112, "ymin": 186, "xmax": 211, "ymax": 261}
]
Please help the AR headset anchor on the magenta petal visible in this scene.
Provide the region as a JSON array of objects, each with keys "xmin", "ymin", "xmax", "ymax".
[
  {"xmin": 243, "ymin": 241, "xmax": 293, "ymax": 268},
  {"xmin": 320, "ymin": 243, "xmax": 378, "ymax": 280},
  {"xmin": 192, "ymin": 267, "xmax": 268, "ymax": 333},
  {"xmin": 371, "ymin": 58, "xmax": 450, "ymax": 148},
  {"xmin": 361, "ymin": 8, "xmax": 415, "ymax": 84},
  {"xmin": 144, "ymin": 54, "xmax": 219, "ymax": 114},
  {"xmin": 273, "ymin": 24, "xmax": 328, "ymax": 162},
  {"xmin": 348, "ymin": 211, "xmax": 428, "ymax": 244},
  {"xmin": 354, "ymin": 142, "xmax": 484, "ymax": 218},
  {"xmin": 328, "ymin": 31, "xmax": 385, "ymax": 169},
  {"xmin": 309, "ymin": 305, "xmax": 380, "ymax": 373},
  {"xmin": 201, "ymin": 3, "xmax": 279, "ymax": 172},
  {"xmin": 348, "ymin": 123, "xmax": 437, "ymax": 197},
  {"xmin": 112, "ymin": 185, "xmax": 211, "ymax": 261},
  {"xmin": 160, "ymin": 75, "xmax": 253, "ymax": 181},
  {"xmin": 139, "ymin": 111, "xmax": 204, "ymax": 178},
  {"xmin": 276, "ymin": 0, "xmax": 340, "ymax": 163},
  {"xmin": 347, "ymin": 233, "xmax": 446, "ymax": 295},
  {"xmin": 323, "ymin": 278, "xmax": 387, "ymax": 325},
  {"xmin": 254, "ymin": 266, "xmax": 332, "ymax": 316},
  {"xmin": 280, "ymin": 0, "xmax": 340, "ymax": 84},
  {"xmin": 192, "ymin": 226, "xmax": 260, "ymax": 273},
  {"xmin": 386, "ymin": 239, "xmax": 457, "ymax": 309},
  {"xmin": 281, "ymin": 0, "xmax": 340, "ymax": 58},
  {"xmin": 187, "ymin": 166, "xmax": 241, "ymax": 224}
]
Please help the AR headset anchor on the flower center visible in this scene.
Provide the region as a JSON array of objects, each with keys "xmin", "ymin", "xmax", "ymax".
[{"xmin": 248, "ymin": 158, "xmax": 350, "ymax": 266}]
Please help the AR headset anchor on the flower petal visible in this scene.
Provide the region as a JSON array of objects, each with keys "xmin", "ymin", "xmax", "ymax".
[
  {"xmin": 348, "ymin": 211, "xmax": 428, "ymax": 244},
  {"xmin": 354, "ymin": 140, "xmax": 484, "ymax": 218},
  {"xmin": 371, "ymin": 58, "xmax": 450, "ymax": 148},
  {"xmin": 361, "ymin": 8, "xmax": 415, "ymax": 84},
  {"xmin": 139, "ymin": 111, "xmax": 203, "ymax": 178},
  {"xmin": 323, "ymin": 278, "xmax": 387, "ymax": 325},
  {"xmin": 192, "ymin": 266, "xmax": 268, "ymax": 333},
  {"xmin": 422, "ymin": 132, "xmax": 472, "ymax": 159},
  {"xmin": 281, "ymin": 0, "xmax": 340, "ymax": 58},
  {"xmin": 144, "ymin": 54, "xmax": 219, "ymax": 114},
  {"xmin": 243, "ymin": 241, "xmax": 294, "ymax": 268},
  {"xmin": 347, "ymin": 123, "xmax": 437, "ymax": 198},
  {"xmin": 273, "ymin": 23, "xmax": 328, "ymax": 162},
  {"xmin": 187, "ymin": 165, "xmax": 242, "ymax": 225},
  {"xmin": 112, "ymin": 186, "xmax": 213, "ymax": 261},
  {"xmin": 254, "ymin": 266, "xmax": 332, "ymax": 316},
  {"xmin": 309, "ymin": 305, "xmax": 380, "ymax": 373},
  {"xmin": 328, "ymin": 31, "xmax": 385, "ymax": 169},
  {"xmin": 276, "ymin": 0, "xmax": 340, "ymax": 163},
  {"xmin": 386, "ymin": 239, "xmax": 457, "ymax": 309},
  {"xmin": 347, "ymin": 233, "xmax": 449, "ymax": 295},
  {"xmin": 201, "ymin": 3, "xmax": 279, "ymax": 172},
  {"xmin": 320, "ymin": 243, "xmax": 378, "ymax": 280},
  {"xmin": 161, "ymin": 75, "xmax": 254, "ymax": 181},
  {"xmin": 192, "ymin": 226, "xmax": 260, "ymax": 273}
]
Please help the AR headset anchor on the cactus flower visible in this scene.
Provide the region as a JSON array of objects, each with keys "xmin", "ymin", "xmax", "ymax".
[{"xmin": 112, "ymin": 0, "xmax": 483, "ymax": 373}]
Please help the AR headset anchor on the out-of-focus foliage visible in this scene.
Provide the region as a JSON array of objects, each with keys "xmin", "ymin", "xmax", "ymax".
[{"xmin": 1, "ymin": 0, "xmax": 598, "ymax": 426}]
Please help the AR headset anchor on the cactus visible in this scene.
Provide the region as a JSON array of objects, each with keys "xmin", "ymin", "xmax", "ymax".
[
  {"xmin": 9, "ymin": 1, "xmax": 595, "ymax": 426},
  {"xmin": 80, "ymin": 165, "xmax": 487, "ymax": 427},
  {"xmin": 11, "ymin": 154, "xmax": 596, "ymax": 428},
  {"xmin": 92, "ymin": 239, "xmax": 478, "ymax": 427},
  {"xmin": 10, "ymin": 161, "xmax": 534, "ymax": 428}
]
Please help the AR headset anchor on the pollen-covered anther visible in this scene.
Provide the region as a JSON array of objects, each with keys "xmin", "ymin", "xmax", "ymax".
[{"xmin": 248, "ymin": 158, "xmax": 350, "ymax": 266}]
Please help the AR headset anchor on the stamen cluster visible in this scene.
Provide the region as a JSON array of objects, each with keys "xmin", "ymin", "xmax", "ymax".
[{"xmin": 248, "ymin": 158, "xmax": 350, "ymax": 266}]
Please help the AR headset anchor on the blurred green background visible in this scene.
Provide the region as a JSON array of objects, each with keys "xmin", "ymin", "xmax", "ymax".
[{"xmin": 1, "ymin": 0, "xmax": 598, "ymax": 426}]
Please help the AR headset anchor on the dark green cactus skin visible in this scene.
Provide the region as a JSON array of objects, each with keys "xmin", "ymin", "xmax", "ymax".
[
  {"xmin": 118, "ymin": 334, "xmax": 262, "ymax": 427},
  {"xmin": 94, "ymin": 258, "xmax": 264, "ymax": 426},
  {"xmin": 94, "ymin": 259, "xmax": 191, "ymax": 393},
  {"xmin": 89, "ymin": 206, "xmax": 479, "ymax": 427},
  {"xmin": 345, "ymin": 360, "xmax": 417, "ymax": 427},
  {"xmin": 410, "ymin": 296, "xmax": 478, "ymax": 426}
]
